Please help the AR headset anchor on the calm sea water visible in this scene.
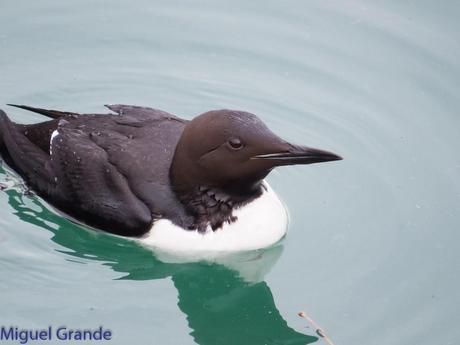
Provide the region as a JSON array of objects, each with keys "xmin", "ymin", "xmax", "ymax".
[{"xmin": 1, "ymin": 1, "xmax": 459, "ymax": 344}]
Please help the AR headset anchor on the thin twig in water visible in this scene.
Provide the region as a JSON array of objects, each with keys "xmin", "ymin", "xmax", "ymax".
[{"xmin": 298, "ymin": 311, "xmax": 335, "ymax": 345}]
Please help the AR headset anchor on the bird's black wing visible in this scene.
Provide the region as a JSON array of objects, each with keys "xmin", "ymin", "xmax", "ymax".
[
  {"xmin": 0, "ymin": 111, "xmax": 153, "ymax": 236},
  {"xmin": 1, "ymin": 104, "xmax": 194, "ymax": 234},
  {"xmin": 84, "ymin": 116, "xmax": 194, "ymax": 229},
  {"xmin": 50, "ymin": 121, "xmax": 154, "ymax": 236}
]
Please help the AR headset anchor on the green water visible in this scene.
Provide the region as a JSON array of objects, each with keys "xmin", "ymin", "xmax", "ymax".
[{"xmin": 1, "ymin": 1, "xmax": 459, "ymax": 344}]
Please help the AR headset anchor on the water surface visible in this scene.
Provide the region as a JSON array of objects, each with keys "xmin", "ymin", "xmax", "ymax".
[{"xmin": 1, "ymin": 1, "xmax": 459, "ymax": 344}]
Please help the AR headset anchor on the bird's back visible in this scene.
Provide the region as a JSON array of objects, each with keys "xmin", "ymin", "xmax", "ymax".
[{"xmin": 0, "ymin": 104, "xmax": 193, "ymax": 235}]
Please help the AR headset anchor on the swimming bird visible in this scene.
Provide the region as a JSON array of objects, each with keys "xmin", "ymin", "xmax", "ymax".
[{"xmin": 0, "ymin": 104, "xmax": 341, "ymax": 252}]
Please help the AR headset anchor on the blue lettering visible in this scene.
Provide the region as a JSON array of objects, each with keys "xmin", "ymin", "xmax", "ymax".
[
  {"xmin": 92, "ymin": 327, "xmax": 103, "ymax": 340},
  {"xmin": 18, "ymin": 330, "xmax": 28, "ymax": 344},
  {"xmin": 103, "ymin": 330, "xmax": 112, "ymax": 340},
  {"xmin": 56, "ymin": 327, "xmax": 68, "ymax": 340},
  {"xmin": 0, "ymin": 327, "xmax": 14, "ymax": 340},
  {"xmin": 0, "ymin": 325, "xmax": 112, "ymax": 342},
  {"xmin": 38, "ymin": 327, "xmax": 50, "ymax": 340},
  {"xmin": 85, "ymin": 330, "xmax": 95, "ymax": 340}
]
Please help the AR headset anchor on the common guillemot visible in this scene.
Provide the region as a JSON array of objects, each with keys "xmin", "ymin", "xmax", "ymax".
[{"xmin": 0, "ymin": 104, "xmax": 341, "ymax": 252}]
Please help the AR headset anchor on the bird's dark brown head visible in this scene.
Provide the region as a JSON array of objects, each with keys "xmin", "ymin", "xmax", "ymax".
[{"xmin": 170, "ymin": 109, "xmax": 342, "ymax": 197}]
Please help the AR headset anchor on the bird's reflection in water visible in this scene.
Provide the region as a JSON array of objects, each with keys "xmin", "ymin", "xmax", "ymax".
[{"xmin": 1, "ymin": 165, "xmax": 317, "ymax": 345}]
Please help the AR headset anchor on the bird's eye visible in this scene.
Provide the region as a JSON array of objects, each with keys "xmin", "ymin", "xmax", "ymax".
[{"xmin": 228, "ymin": 138, "xmax": 244, "ymax": 150}]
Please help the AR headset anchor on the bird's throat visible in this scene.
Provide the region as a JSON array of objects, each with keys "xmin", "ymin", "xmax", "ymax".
[{"xmin": 175, "ymin": 183, "xmax": 264, "ymax": 232}]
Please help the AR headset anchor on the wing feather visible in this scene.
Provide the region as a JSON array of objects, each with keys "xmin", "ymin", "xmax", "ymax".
[
  {"xmin": 49, "ymin": 123, "xmax": 153, "ymax": 235},
  {"xmin": 1, "ymin": 110, "xmax": 152, "ymax": 236}
]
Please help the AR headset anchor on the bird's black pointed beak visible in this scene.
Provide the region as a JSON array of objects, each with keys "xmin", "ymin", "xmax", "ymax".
[{"xmin": 251, "ymin": 144, "xmax": 342, "ymax": 166}]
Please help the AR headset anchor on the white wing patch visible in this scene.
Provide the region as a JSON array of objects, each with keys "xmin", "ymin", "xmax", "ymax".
[{"xmin": 49, "ymin": 129, "xmax": 59, "ymax": 155}]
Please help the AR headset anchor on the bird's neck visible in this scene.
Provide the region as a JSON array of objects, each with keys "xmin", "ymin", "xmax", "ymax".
[
  {"xmin": 170, "ymin": 146, "xmax": 264, "ymax": 231},
  {"xmin": 174, "ymin": 182, "xmax": 264, "ymax": 232}
]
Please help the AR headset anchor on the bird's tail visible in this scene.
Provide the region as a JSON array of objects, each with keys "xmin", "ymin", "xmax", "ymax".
[{"xmin": 7, "ymin": 104, "xmax": 78, "ymax": 119}]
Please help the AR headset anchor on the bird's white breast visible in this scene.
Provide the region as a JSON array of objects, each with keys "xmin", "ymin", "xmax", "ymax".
[{"xmin": 138, "ymin": 182, "xmax": 288, "ymax": 258}]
